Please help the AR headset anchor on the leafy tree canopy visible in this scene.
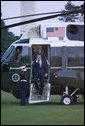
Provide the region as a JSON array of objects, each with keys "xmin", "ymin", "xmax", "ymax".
[
  {"xmin": 1, "ymin": 18, "xmax": 20, "ymax": 56},
  {"xmin": 58, "ymin": 1, "xmax": 84, "ymax": 22}
]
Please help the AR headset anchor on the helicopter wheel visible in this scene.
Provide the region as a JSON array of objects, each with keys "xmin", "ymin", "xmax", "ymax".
[{"xmin": 61, "ymin": 95, "xmax": 72, "ymax": 105}]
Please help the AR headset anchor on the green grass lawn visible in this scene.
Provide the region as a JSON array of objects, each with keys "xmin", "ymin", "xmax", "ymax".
[{"xmin": 1, "ymin": 90, "xmax": 84, "ymax": 125}]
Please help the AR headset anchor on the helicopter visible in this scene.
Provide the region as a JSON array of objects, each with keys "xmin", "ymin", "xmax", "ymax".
[{"xmin": 1, "ymin": 8, "xmax": 84, "ymax": 105}]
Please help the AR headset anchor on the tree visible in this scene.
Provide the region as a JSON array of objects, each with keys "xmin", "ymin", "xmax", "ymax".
[
  {"xmin": 1, "ymin": 18, "xmax": 20, "ymax": 56},
  {"xmin": 58, "ymin": 1, "xmax": 83, "ymax": 22}
]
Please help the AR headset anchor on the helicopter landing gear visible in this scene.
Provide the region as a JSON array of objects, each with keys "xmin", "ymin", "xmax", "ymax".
[
  {"xmin": 61, "ymin": 86, "xmax": 80, "ymax": 105},
  {"xmin": 61, "ymin": 94, "xmax": 72, "ymax": 105}
]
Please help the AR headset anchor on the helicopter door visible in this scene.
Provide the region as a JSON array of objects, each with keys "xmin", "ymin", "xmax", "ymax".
[{"xmin": 29, "ymin": 45, "xmax": 51, "ymax": 104}]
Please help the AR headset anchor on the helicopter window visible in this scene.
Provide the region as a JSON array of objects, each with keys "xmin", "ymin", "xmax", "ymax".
[
  {"xmin": 21, "ymin": 46, "xmax": 30, "ymax": 63},
  {"xmin": 67, "ymin": 47, "xmax": 84, "ymax": 67},
  {"xmin": 67, "ymin": 25, "xmax": 78, "ymax": 34},
  {"xmin": 66, "ymin": 25, "xmax": 84, "ymax": 41},
  {"xmin": 11, "ymin": 46, "xmax": 30, "ymax": 64},
  {"xmin": 68, "ymin": 53, "xmax": 76, "ymax": 66},
  {"xmin": 51, "ymin": 47, "xmax": 62, "ymax": 67},
  {"xmin": 1, "ymin": 45, "xmax": 15, "ymax": 64},
  {"xmin": 79, "ymin": 53, "xmax": 84, "ymax": 65},
  {"xmin": 9, "ymin": 46, "xmax": 31, "ymax": 67},
  {"xmin": 11, "ymin": 46, "xmax": 22, "ymax": 64}
]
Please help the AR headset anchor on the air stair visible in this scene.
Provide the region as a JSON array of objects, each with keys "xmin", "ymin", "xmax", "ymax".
[
  {"xmin": 29, "ymin": 45, "xmax": 51, "ymax": 103},
  {"xmin": 29, "ymin": 80, "xmax": 51, "ymax": 104}
]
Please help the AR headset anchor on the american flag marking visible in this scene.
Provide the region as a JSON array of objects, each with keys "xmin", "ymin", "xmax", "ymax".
[{"xmin": 46, "ymin": 27, "xmax": 65, "ymax": 37}]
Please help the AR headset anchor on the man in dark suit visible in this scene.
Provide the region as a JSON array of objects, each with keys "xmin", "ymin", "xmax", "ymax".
[
  {"xmin": 33, "ymin": 54, "xmax": 48, "ymax": 95},
  {"xmin": 32, "ymin": 47, "xmax": 50, "ymax": 65}
]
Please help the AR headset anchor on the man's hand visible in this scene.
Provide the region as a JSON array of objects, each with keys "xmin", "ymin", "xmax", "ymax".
[
  {"xmin": 45, "ymin": 73, "xmax": 48, "ymax": 77},
  {"xmin": 36, "ymin": 57, "xmax": 39, "ymax": 63},
  {"xmin": 47, "ymin": 60, "xmax": 50, "ymax": 65}
]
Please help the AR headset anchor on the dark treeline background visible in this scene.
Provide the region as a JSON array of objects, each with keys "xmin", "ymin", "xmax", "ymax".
[{"xmin": 1, "ymin": 17, "xmax": 20, "ymax": 56}]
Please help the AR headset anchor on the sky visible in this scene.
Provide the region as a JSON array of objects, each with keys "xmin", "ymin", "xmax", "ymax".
[{"xmin": 1, "ymin": 1, "xmax": 84, "ymax": 36}]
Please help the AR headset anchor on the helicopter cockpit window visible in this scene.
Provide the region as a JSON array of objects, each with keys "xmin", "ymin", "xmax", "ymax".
[
  {"xmin": 66, "ymin": 25, "xmax": 84, "ymax": 41},
  {"xmin": 12, "ymin": 46, "xmax": 22, "ymax": 64},
  {"xmin": 11, "ymin": 46, "xmax": 30, "ymax": 65},
  {"xmin": 1, "ymin": 45, "xmax": 15, "ymax": 64}
]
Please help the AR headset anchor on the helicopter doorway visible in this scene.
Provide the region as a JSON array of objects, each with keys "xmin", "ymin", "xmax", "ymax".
[{"xmin": 29, "ymin": 45, "xmax": 51, "ymax": 104}]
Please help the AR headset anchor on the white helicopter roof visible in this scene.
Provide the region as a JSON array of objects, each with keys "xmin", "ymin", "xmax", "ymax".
[
  {"xmin": 12, "ymin": 37, "xmax": 84, "ymax": 47},
  {"xmin": 40, "ymin": 21, "xmax": 84, "ymax": 27},
  {"xmin": 12, "ymin": 21, "xmax": 84, "ymax": 48},
  {"xmin": 29, "ymin": 38, "xmax": 84, "ymax": 47},
  {"xmin": 20, "ymin": 21, "xmax": 84, "ymax": 39}
]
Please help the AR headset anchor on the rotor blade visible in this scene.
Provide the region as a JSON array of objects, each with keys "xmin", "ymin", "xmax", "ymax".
[
  {"xmin": 1, "ymin": 11, "xmax": 63, "ymax": 21},
  {"xmin": 1, "ymin": 9, "xmax": 83, "ymax": 29}
]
